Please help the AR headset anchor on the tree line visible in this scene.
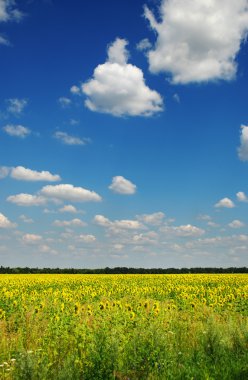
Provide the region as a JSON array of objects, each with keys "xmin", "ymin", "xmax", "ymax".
[{"xmin": 0, "ymin": 266, "xmax": 247, "ymax": 274}]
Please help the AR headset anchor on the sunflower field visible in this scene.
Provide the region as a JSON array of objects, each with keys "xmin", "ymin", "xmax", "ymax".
[{"xmin": 0, "ymin": 274, "xmax": 247, "ymax": 379}]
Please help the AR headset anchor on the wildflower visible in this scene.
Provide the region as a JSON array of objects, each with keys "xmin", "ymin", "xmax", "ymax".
[
  {"xmin": 74, "ymin": 302, "xmax": 80, "ymax": 314},
  {"xmin": 130, "ymin": 311, "xmax": 135, "ymax": 320},
  {"xmin": 0, "ymin": 309, "xmax": 5, "ymax": 319}
]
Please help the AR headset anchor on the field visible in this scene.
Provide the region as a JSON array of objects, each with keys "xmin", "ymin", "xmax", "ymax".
[{"xmin": 0, "ymin": 274, "xmax": 247, "ymax": 380}]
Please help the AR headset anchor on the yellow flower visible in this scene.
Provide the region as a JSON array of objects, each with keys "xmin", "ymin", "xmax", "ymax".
[{"xmin": 130, "ymin": 311, "xmax": 135, "ymax": 320}]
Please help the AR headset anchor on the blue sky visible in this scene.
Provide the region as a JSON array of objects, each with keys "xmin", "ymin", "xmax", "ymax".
[{"xmin": 1, "ymin": 0, "xmax": 248, "ymax": 268}]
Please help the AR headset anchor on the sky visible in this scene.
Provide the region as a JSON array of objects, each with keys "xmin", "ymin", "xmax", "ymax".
[{"xmin": 0, "ymin": 0, "xmax": 248, "ymax": 268}]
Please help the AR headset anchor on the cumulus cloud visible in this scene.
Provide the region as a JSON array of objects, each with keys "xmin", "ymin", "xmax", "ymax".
[
  {"xmin": 137, "ymin": 212, "xmax": 165, "ymax": 225},
  {"xmin": 94, "ymin": 214, "xmax": 111, "ymax": 227},
  {"xmin": 40, "ymin": 184, "xmax": 102, "ymax": 203},
  {"xmin": 238, "ymin": 125, "xmax": 248, "ymax": 161},
  {"xmin": 113, "ymin": 243, "xmax": 124, "ymax": 251},
  {"xmin": 109, "ymin": 176, "xmax": 136, "ymax": 194},
  {"xmin": 94, "ymin": 214, "xmax": 143, "ymax": 230},
  {"xmin": 144, "ymin": 0, "xmax": 248, "ymax": 83},
  {"xmin": 38, "ymin": 244, "xmax": 57, "ymax": 255},
  {"xmin": 3, "ymin": 124, "xmax": 31, "ymax": 138},
  {"xmin": 59, "ymin": 205, "xmax": 78, "ymax": 213},
  {"xmin": 236, "ymin": 191, "xmax": 248, "ymax": 202},
  {"xmin": 132, "ymin": 231, "xmax": 159, "ymax": 245},
  {"xmin": 228, "ymin": 219, "xmax": 245, "ymax": 228},
  {"xmin": 197, "ymin": 214, "xmax": 212, "ymax": 221},
  {"xmin": 19, "ymin": 214, "xmax": 34, "ymax": 223},
  {"xmin": 215, "ymin": 197, "xmax": 235, "ymax": 208},
  {"xmin": 6, "ymin": 98, "xmax": 27, "ymax": 114},
  {"xmin": 10, "ymin": 166, "xmax": 61, "ymax": 182},
  {"xmin": 161, "ymin": 224, "xmax": 205, "ymax": 237},
  {"xmin": 0, "ymin": 212, "xmax": 15, "ymax": 228},
  {"xmin": 0, "ymin": 166, "xmax": 10, "ymax": 178},
  {"xmin": 53, "ymin": 218, "xmax": 86, "ymax": 227},
  {"xmin": 54, "ymin": 131, "xmax": 90, "ymax": 146},
  {"xmin": 207, "ymin": 221, "xmax": 219, "ymax": 228},
  {"xmin": 58, "ymin": 97, "xmax": 71, "ymax": 107},
  {"xmin": 78, "ymin": 234, "xmax": 96, "ymax": 243},
  {"xmin": 22, "ymin": 233, "xmax": 42, "ymax": 244},
  {"xmin": 7, "ymin": 193, "xmax": 47, "ymax": 206},
  {"xmin": 114, "ymin": 219, "xmax": 143, "ymax": 230},
  {"xmin": 136, "ymin": 38, "xmax": 152, "ymax": 51},
  {"xmin": 82, "ymin": 38, "xmax": 163, "ymax": 117},
  {"xmin": 173, "ymin": 93, "xmax": 180, "ymax": 103},
  {"xmin": 70, "ymin": 85, "xmax": 81, "ymax": 95}
]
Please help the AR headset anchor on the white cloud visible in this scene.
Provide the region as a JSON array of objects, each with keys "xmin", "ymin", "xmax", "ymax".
[
  {"xmin": 136, "ymin": 38, "xmax": 152, "ymax": 51},
  {"xmin": 54, "ymin": 131, "xmax": 90, "ymax": 146},
  {"xmin": 94, "ymin": 214, "xmax": 111, "ymax": 227},
  {"xmin": 132, "ymin": 231, "xmax": 159, "ymax": 245},
  {"xmin": 0, "ymin": 166, "xmax": 10, "ymax": 178},
  {"xmin": 137, "ymin": 212, "xmax": 165, "ymax": 225},
  {"xmin": 161, "ymin": 224, "xmax": 205, "ymax": 237},
  {"xmin": 215, "ymin": 197, "xmax": 235, "ymax": 208},
  {"xmin": 70, "ymin": 85, "xmax": 80, "ymax": 95},
  {"xmin": 19, "ymin": 214, "xmax": 34, "ymax": 223},
  {"xmin": 0, "ymin": 2, "xmax": 23, "ymax": 45},
  {"xmin": 78, "ymin": 234, "xmax": 96, "ymax": 243},
  {"xmin": 94, "ymin": 214, "xmax": 143, "ymax": 230},
  {"xmin": 238, "ymin": 125, "xmax": 248, "ymax": 161},
  {"xmin": 173, "ymin": 93, "xmax": 180, "ymax": 103},
  {"xmin": 10, "ymin": 166, "xmax": 61, "ymax": 182},
  {"xmin": 108, "ymin": 38, "xmax": 129, "ymax": 64},
  {"xmin": 40, "ymin": 184, "xmax": 102, "ymax": 203},
  {"xmin": 0, "ymin": 212, "xmax": 15, "ymax": 228},
  {"xmin": 82, "ymin": 38, "xmax": 163, "ymax": 117},
  {"xmin": 59, "ymin": 205, "xmax": 78, "ymax": 213},
  {"xmin": 22, "ymin": 233, "xmax": 42, "ymax": 244},
  {"xmin": 3, "ymin": 124, "xmax": 30, "ymax": 138},
  {"xmin": 6, "ymin": 98, "xmax": 27, "ymax": 114},
  {"xmin": 197, "ymin": 214, "xmax": 212, "ymax": 221},
  {"xmin": 38, "ymin": 244, "xmax": 57, "ymax": 255},
  {"xmin": 58, "ymin": 97, "xmax": 71, "ymax": 107},
  {"xmin": 145, "ymin": 0, "xmax": 248, "ymax": 83},
  {"xmin": 69, "ymin": 119, "xmax": 79, "ymax": 126},
  {"xmin": 0, "ymin": 35, "xmax": 9, "ymax": 45},
  {"xmin": 113, "ymin": 243, "xmax": 124, "ymax": 251},
  {"xmin": 228, "ymin": 219, "xmax": 245, "ymax": 228},
  {"xmin": 7, "ymin": 193, "xmax": 47, "ymax": 206},
  {"xmin": 207, "ymin": 221, "xmax": 219, "ymax": 228},
  {"xmin": 237, "ymin": 191, "xmax": 248, "ymax": 202},
  {"xmin": 109, "ymin": 175, "xmax": 136, "ymax": 194},
  {"xmin": 238, "ymin": 234, "xmax": 248, "ymax": 242},
  {"xmin": 114, "ymin": 219, "xmax": 143, "ymax": 230},
  {"xmin": 53, "ymin": 218, "xmax": 86, "ymax": 227},
  {"xmin": 0, "ymin": 1, "xmax": 23, "ymax": 22}
]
